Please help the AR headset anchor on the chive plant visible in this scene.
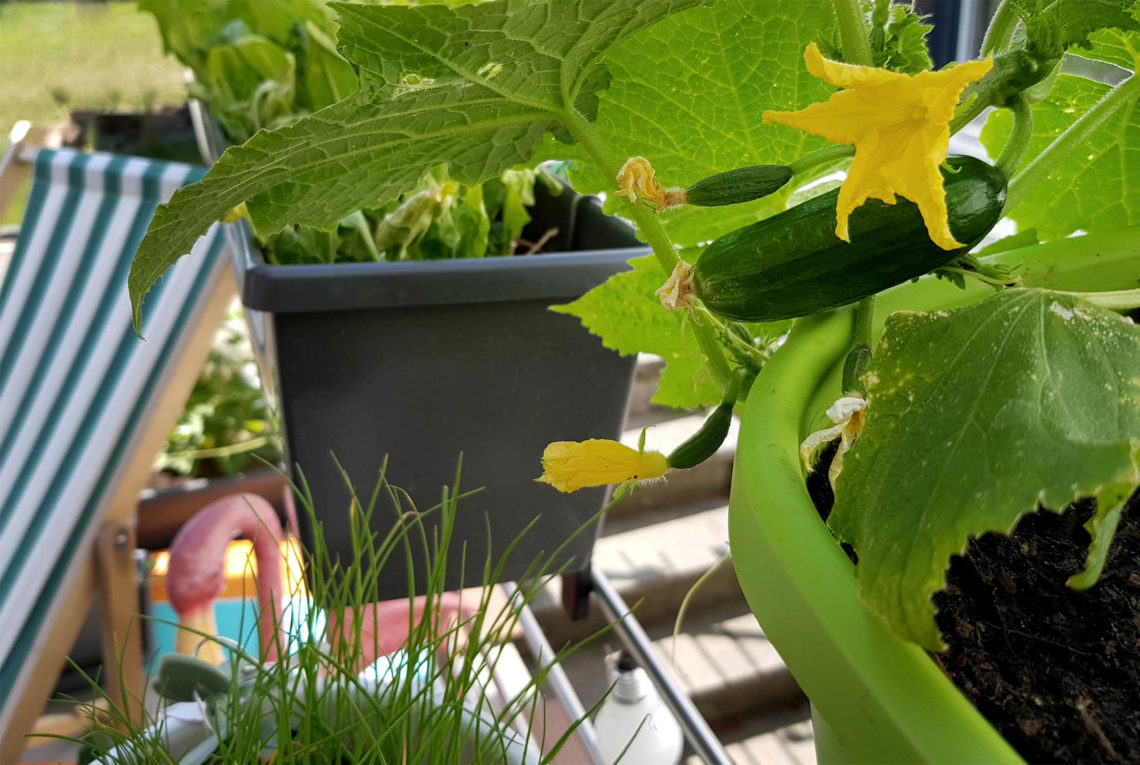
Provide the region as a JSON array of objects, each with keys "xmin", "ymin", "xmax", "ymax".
[{"xmin": 61, "ymin": 459, "xmax": 616, "ymax": 764}]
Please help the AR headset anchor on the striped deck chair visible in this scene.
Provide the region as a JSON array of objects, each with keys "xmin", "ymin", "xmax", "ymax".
[{"xmin": 0, "ymin": 131, "xmax": 235, "ymax": 760}]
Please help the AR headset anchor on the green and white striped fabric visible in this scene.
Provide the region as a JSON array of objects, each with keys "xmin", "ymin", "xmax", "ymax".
[{"xmin": 0, "ymin": 148, "xmax": 226, "ymax": 725}]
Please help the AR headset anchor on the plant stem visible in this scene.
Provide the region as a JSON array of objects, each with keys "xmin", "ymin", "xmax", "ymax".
[
  {"xmin": 832, "ymin": 0, "xmax": 873, "ymax": 66},
  {"xmin": 842, "ymin": 295, "xmax": 876, "ymax": 393},
  {"xmin": 852, "ymin": 295, "xmax": 876, "ymax": 351},
  {"xmin": 688, "ymin": 314, "xmax": 735, "ymax": 387},
  {"xmin": 1050, "ymin": 288, "xmax": 1140, "ymax": 311},
  {"xmin": 561, "ymin": 109, "xmax": 734, "ymax": 387},
  {"xmin": 995, "ymin": 95, "xmax": 1033, "ymax": 175},
  {"xmin": 1007, "ymin": 74, "xmax": 1140, "ymax": 211},
  {"xmin": 561, "ymin": 110, "xmax": 677, "ymax": 274},
  {"xmin": 787, "ymin": 144, "xmax": 855, "ymax": 177},
  {"xmin": 979, "ymin": 0, "xmax": 1018, "ymax": 56},
  {"xmin": 948, "ymin": 94, "xmax": 989, "ymax": 136},
  {"xmin": 346, "ymin": 210, "xmax": 382, "ymax": 262}
]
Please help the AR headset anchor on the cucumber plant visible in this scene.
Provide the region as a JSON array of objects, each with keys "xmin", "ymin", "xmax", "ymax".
[{"xmin": 128, "ymin": 0, "xmax": 1140, "ymax": 664}]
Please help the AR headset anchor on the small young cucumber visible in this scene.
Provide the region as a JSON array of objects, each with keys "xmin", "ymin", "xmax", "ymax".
[
  {"xmin": 683, "ymin": 165, "xmax": 793, "ymax": 207},
  {"xmin": 667, "ymin": 368, "xmax": 749, "ymax": 470},
  {"xmin": 692, "ymin": 156, "xmax": 1007, "ymax": 322}
]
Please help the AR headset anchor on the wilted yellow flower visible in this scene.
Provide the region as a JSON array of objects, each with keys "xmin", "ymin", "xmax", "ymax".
[
  {"xmin": 763, "ymin": 43, "xmax": 992, "ymax": 250},
  {"xmin": 800, "ymin": 395, "xmax": 867, "ymax": 489},
  {"xmin": 656, "ymin": 261, "xmax": 695, "ymax": 312},
  {"xmin": 616, "ymin": 156, "xmax": 670, "ymax": 207},
  {"xmin": 537, "ymin": 439, "xmax": 669, "ymax": 493}
]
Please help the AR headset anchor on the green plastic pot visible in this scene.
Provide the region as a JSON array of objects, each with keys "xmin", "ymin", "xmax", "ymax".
[{"xmin": 728, "ymin": 230, "xmax": 1140, "ymax": 764}]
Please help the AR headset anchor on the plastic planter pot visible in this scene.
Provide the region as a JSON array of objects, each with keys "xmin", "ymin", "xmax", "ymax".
[{"xmin": 225, "ymin": 183, "xmax": 645, "ymax": 600}]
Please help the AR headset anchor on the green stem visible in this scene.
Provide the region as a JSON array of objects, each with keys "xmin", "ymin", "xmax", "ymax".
[
  {"xmin": 561, "ymin": 110, "xmax": 678, "ymax": 274},
  {"xmin": 832, "ymin": 0, "xmax": 873, "ymax": 66},
  {"xmin": 1050, "ymin": 288, "xmax": 1140, "ymax": 311},
  {"xmin": 995, "ymin": 95, "xmax": 1033, "ymax": 175},
  {"xmin": 1007, "ymin": 74, "xmax": 1140, "ymax": 211},
  {"xmin": 749, "ymin": 144, "xmax": 854, "ymax": 223},
  {"xmin": 979, "ymin": 0, "xmax": 1018, "ymax": 56},
  {"xmin": 841, "ymin": 295, "xmax": 875, "ymax": 393},
  {"xmin": 561, "ymin": 109, "xmax": 734, "ymax": 387},
  {"xmin": 688, "ymin": 313, "xmax": 735, "ymax": 388},
  {"xmin": 852, "ymin": 294, "xmax": 875, "ymax": 349},
  {"xmin": 346, "ymin": 210, "xmax": 382, "ymax": 262},
  {"xmin": 948, "ymin": 94, "xmax": 989, "ymax": 136},
  {"xmin": 787, "ymin": 144, "xmax": 855, "ymax": 177},
  {"xmin": 872, "ymin": 227, "xmax": 1140, "ymax": 326}
]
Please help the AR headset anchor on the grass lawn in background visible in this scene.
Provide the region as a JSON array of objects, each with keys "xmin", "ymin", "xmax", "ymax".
[{"xmin": 0, "ymin": 0, "xmax": 187, "ymax": 223}]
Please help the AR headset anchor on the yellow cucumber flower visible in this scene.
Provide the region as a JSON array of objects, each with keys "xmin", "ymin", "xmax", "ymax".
[
  {"xmin": 763, "ymin": 43, "xmax": 992, "ymax": 250},
  {"xmin": 537, "ymin": 439, "xmax": 669, "ymax": 493}
]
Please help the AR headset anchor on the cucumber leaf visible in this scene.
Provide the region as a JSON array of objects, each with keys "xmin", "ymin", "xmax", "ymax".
[
  {"xmin": 139, "ymin": 0, "xmax": 223, "ymax": 75},
  {"xmin": 551, "ymin": 256, "xmax": 721, "ymax": 409},
  {"xmin": 980, "ymin": 9, "xmax": 1140, "ymax": 240},
  {"xmin": 1008, "ymin": 0, "xmax": 1139, "ymax": 59},
  {"xmin": 873, "ymin": 2, "xmax": 934, "ymax": 74},
  {"xmin": 982, "ymin": 70, "xmax": 1140, "ymax": 240},
  {"xmin": 1082, "ymin": 1, "xmax": 1140, "ymax": 70},
  {"xmin": 1068, "ymin": 483, "xmax": 1133, "ymax": 589},
  {"xmin": 816, "ymin": 0, "xmax": 932, "ymax": 74},
  {"xmin": 562, "ymin": 0, "xmax": 837, "ymax": 248},
  {"xmin": 128, "ymin": 0, "xmax": 712, "ymax": 331},
  {"xmin": 830, "ymin": 288, "xmax": 1140, "ymax": 650}
]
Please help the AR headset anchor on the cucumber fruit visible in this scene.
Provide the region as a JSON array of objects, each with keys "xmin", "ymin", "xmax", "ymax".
[
  {"xmin": 692, "ymin": 156, "xmax": 1007, "ymax": 322},
  {"xmin": 683, "ymin": 165, "xmax": 793, "ymax": 206},
  {"xmin": 667, "ymin": 367, "xmax": 748, "ymax": 470}
]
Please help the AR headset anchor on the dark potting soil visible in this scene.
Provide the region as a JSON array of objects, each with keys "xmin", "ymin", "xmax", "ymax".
[
  {"xmin": 808, "ymin": 444, "xmax": 1140, "ymax": 764},
  {"xmin": 933, "ymin": 497, "xmax": 1140, "ymax": 764}
]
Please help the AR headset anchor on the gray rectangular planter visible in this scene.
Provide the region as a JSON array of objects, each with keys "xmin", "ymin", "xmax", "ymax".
[{"xmin": 225, "ymin": 183, "xmax": 645, "ymax": 599}]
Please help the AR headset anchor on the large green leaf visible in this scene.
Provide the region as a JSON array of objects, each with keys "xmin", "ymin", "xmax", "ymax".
[
  {"xmin": 299, "ymin": 20, "xmax": 359, "ymax": 111},
  {"xmin": 139, "ymin": 0, "xmax": 220, "ymax": 74},
  {"xmin": 1083, "ymin": 3, "xmax": 1140, "ymax": 70},
  {"xmin": 128, "ymin": 0, "xmax": 711, "ymax": 331},
  {"xmin": 226, "ymin": 0, "xmax": 336, "ymax": 45},
  {"xmin": 1009, "ymin": 0, "xmax": 1139, "ymax": 59},
  {"xmin": 873, "ymin": 2, "xmax": 934, "ymax": 74},
  {"xmin": 981, "ymin": 11, "xmax": 1140, "ymax": 241},
  {"xmin": 564, "ymin": 0, "xmax": 837, "ymax": 247},
  {"xmin": 830, "ymin": 288, "xmax": 1140, "ymax": 650},
  {"xmin": 982, "ymin": 71, "xmax": 1140, "ymax": 240},
  {"xmin": 139, "ymin": 0, "xmax": 335, "ymax": 76},
  {"xmin": 551, "ymin": 255, "xmax": 721, "ymax": 409}
]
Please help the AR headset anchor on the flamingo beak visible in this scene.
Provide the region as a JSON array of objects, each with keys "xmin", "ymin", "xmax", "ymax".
[{"xmin": 176, "ymin": 607, "xmax": 224, "ymax": 666}]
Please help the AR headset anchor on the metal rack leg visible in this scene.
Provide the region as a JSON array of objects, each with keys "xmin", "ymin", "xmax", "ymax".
[
  {"xmin": 503, "ymin": 582, "xmax": 606, "ymax": 764},
  {"xmin": 590, "ymin": 567, "xmax": 734, "ymax": 765}
]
